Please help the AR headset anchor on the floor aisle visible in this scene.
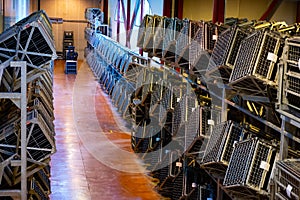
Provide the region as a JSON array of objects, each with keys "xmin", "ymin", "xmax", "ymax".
[{"xmin": 50, "ymin": 60, "xmax": 161, "ymax": 200}]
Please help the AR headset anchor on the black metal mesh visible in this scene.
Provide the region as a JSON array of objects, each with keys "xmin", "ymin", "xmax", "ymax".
[
  {"xmin": 172, "ymin": 170, "xmax": 184, "ymax": 199},
  {"xmin": 230, "ymin": 30, "xmax": 264, "ymax": 82},
  {"xmin": 0, "ymin": 10, "xmax": 56, "ymax": 69},
  {"xmin": 224, "ymin": 138, "xmax": 274, "ymax": 193},
  {"xmin": 223, "ymin": 138, "xmax": 256, "ymax": 186},
  {"xmin": 287, "ymin": 37, "xmax": 300, "ymax": 63}
]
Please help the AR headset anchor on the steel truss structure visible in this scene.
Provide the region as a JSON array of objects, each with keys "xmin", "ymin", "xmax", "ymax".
[{"xmin": 0, "ymin": 10, "xmax": 56, "ymax": 200}]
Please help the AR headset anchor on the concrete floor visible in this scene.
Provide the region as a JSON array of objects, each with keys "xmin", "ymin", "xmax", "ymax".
[{"xmin": 50, "ymin": 60, "xmax": 161, "ymax": 200}]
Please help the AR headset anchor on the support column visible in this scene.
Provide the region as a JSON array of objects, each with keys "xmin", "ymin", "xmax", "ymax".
[
  {"xmin": 213, "ymin": 0, "xmax": 225, "ymax": 23},
  {"xmin": 163, "ymin": 0, "xmax": 172, "ymax": 17},
  {"xmin": 297, "ymin": 1, "xmax": 300, "ymax": 23},
  {"xmin": 117, "ymin": 0, "xmax": 120, "ymax": 42},
  {"xmin": 10, "ymin": 61, "xmax": 27, "ymax": 200},
  {"xmin": 126, "ymin": 0, "xmax": 131, "ymax": 47}
]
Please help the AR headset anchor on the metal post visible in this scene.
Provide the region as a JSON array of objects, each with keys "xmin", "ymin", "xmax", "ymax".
[
  {"xmin": 11, "ymin": 61, "xmax": 27, "ymax": 200},
  {"xmin": 221, "ymin": 87, "xmax": 227, "ymax": 122},
  {"xmin": 279, "ymin": 117, "xmax": 288, "ymax": 160}
]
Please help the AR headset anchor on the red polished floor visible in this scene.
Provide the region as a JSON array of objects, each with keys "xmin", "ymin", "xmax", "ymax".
[{"xmin": 50, "ymin": 60, "xmax": 161, "ymax": 200}]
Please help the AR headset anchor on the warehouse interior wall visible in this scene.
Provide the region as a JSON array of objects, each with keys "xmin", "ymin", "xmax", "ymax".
[
  {"xmin": 183, "ymin": 0, "xmax": 297, "ymax": 24},
  {"xmin": 40, "ymin": 0, "xmax": 99, "ymax": 60}
]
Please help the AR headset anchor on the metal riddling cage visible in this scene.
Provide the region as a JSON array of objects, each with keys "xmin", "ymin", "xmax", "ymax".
[
  {"xmin": 153, "ymin": 16, "xmax": 166, "ymax": 57},
  {"xmin": 143, "ymin": 15, "xmax": 155, "ymax": 52},
  {"xmin": 85, "ymin": 8, "xmax": 104, "ymax": 24},
  {"xmin": 278, "ymin": 37, "xmax": 300, "ymax": 118},
  {"xmin": 0, "ymin": 10, "xmax": 56, "ymax": 70},
  {"xmin": 204, "ymin": 22, "xmax": 217, "ymax": 52},
  {"xmin": 229, "ymin": 30, "xmax": 282, "ymax": 96},
  {"xmin": 34, "ymin": 167, "xmax": 51, "ymax": 194},
  {"xmin": 223, "ymin": 137, "xmax": 276, "ymax": 197},
  {"xmin": 162, "ymin": 18, "xmax": 175, "ymax": 60},
  {"xmin": 206, "ymin": 25, "xmax": 249, "ymax": 83},
  {"xmin": 28, "ymin": 177, "xmax": 48, "ymax": 200},
  {"xmin": 201, "ymin": 121, "xmax": 245, "ymax": 176},
  {"xmin": 185, "ymin": 106, "xmax": 210, "ymax": 156},
  {"xmin": 189, "ymin": 21, "xmax": 205, "ymax": 68},
  {"xmin": 175, "ymin": 19, "xmax": 190, "ymax": 65},
  {"xmin": 275, "ymin": 159, "xmax": 300, "ymax": 200},
  {"xmin": 162, "ymin": 18, "xmax": 184, "ymax": 62}
]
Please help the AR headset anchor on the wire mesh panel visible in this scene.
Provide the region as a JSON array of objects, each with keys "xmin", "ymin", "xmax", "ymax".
[
  {"xmin": 204, "ymin": 22, "xmax": 217, "ymax": 52},
  {"xmin": 223, "ymin": 138, "xmax": 276, "ymax": 197},
  {"xmin": 175, "ymin": 19, "xmax": 190, "ymax": 65},
  {"xmin": 162, "ymin": 18, "xmax": 175, "ymax": 60},
  {"xmin": 172, "ymin": 170, "xmax": 184, "ymax": 199},
  {"xmin": 34, "ymin": 167, "xmax": 51, "ymax": 195},
  {"xmin": 229, "ymin": 30, "xmax": 282, "ymax": 96},
  {"xmin": 143, "ymin": 15, "xmax": 155, "ymax": 52},
  {"xmin": 0, "ymin": 10, "xmax": 56, "ymax": 69},
  {"xmin": 185, "ymin": 106, "xmax": 210, "ymax": 157},
  {"xmin": 206, "ymin": 25, "xmax": 249, "ymax": 83},
  {"xmin": 201, "ymin": 121, "xmax": 245, "ymax": 177},
  {"xmin": 28, "ymin": 177, "xmax": 48, "ymax": 200},
  {"xmin": 85, "ymin": 8, "xmax": 104, "ymax": 24},
  {"xmin": 275, "ymin": 159, "xmax": 300, "ymax": 200},
  {"xmin": 153, "ymin": 16, "xmax": 166, "ymax": 57},
  {"xmin": 162, "ymin": 18, "xmax": 184, "ymax": 62},
  {"xmin": 189, "ymin": 21, "xmax": 205, "ymax": 68}
]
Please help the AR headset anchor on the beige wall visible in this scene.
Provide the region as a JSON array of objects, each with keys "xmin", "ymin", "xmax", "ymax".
[
  {"xmin": 40, "ymin": 0, "xmax": 99, "ymax": 60},
  {"xmin": 183, "ymin": 0, "xmax": 297, "ymax": 24}
]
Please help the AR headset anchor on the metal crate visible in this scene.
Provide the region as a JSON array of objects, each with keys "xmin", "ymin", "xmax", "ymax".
[
  {"xmin": 162, "ymin": 18, "xmax": 183, "ymax": 62},
  {"xmin": 28, "ymin": 178, "xmax": 49, "ymax": 200},
  {"xmin": 189, "ymin": 21, "xmax": 205, "ymax": 68},
  {"xmin": 206, "ymin": 25, "xmax": 249, "ymax": 83},
  {"xmin": 229, "ymin": 30, "xmax": 282, "ymax": 96},
  {"xmin": 85, "ymin": 8, "xmax": 104, "ymax": 24},
  {"xmin": 34, "ymin": 167, "xmax": 51, "ymax": 194},
  {"xmin": 175, "ymin": 19, "xmax": 190, "ymax": 65},
  {"xmin": 223, "ymin": 138, "xmax": 276, "ymax": 197},
  {"xmin": 275, "ymin": 159, "xmax": 300, "ymax": 200},
  {"xmin": 0, "ymin": 10, "xmax": 56, "ymax": 70},
  {"xmin": 143, "ymin": 15, "xmax": 155, "ymax": 52},
  {"xmin": 278, "ymin": 37, "xmax": 300, "ymax": 119},
  {"xmin": 153, "ymin": 16, "xmax": 166, "ymax": 57},
  {"xmin": 202, "ymin": 121, "xmax": 245, "ymax": 176}
]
